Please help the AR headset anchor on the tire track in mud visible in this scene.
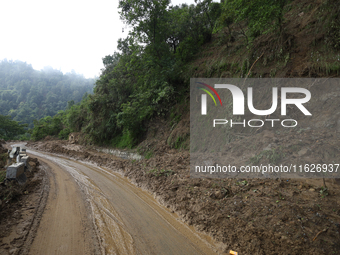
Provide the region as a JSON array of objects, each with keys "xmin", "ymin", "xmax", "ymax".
[
  {"xmin": 27, "ymin": 149, "xmax": 218, "ymax": 255},
  {"xmin": 60, "ymin": 159, "xmax": 136, "ymax": 255},
  {"xmin": 27, "ymin": 154, "xmax": 99, "ymax": 255}
]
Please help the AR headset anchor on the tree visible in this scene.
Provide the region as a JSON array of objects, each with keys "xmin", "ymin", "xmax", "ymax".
[
  {"xmin": 30, "ymin": 114, "xmax": 64, "ymax": 141},
  {"xmin": 119, "ymin": 0, "xmax": 170, "ymax": 44},
  {"xmin": 0, "ymin": 59, "xmax": 95, "ymax": 128},
  {"xmin": 119, "ymin": 0, "xmax": 172, "ymax": 63},
  {"xmin": 28, "ymin": 1, "xmax": 221, "ymax": 147},
  {"xmin": 226, "ymin": 0, "xmax": 289, "ymax": 37},
  {"xmin": 0, "ymin": 115, "xmax": 27, "ymax": 140}
]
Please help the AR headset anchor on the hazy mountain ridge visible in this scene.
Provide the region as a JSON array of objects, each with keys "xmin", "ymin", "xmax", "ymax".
[{"xmin": 0, "ymin": 60, "xmax": 95, "ymax": 128}]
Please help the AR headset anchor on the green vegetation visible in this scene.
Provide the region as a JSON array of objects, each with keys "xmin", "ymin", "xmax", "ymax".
[
  {"xmin": 148, "ymin": 168, "xmax": 174, "ymax": 177},
  {"xmin": 214, "ymin": 0, "xmax": 290, "ymax": 43},
  {"xmin": 30, "ymin": 0, "xmax": 220, "ymax": 145},
  {"xmin": 30, "ymin": 95, "xmax": 90, "ymax": 141},
  {"xmin": 0, "ymin": 60, "xmax": 94, "ymax": 129},
  {"xmin": 319, "ymin": 186, "xmax": 329, "ymax": 198},
  {"xmin": 26, "ymin": 0, "xmax": 340, "ymax": 148},
  {"xmin": 0, "ymin": 115, "xmax": 27, "ymax": 140},
  {"xmin": 0, "ymin": 171, "xmax": 6, "ymax": 183},
  {"xmin": 173, "ymin": 134, "xmax": 189, "ymax": 150},
  {"xmin": 144, "ymin": 150, "xmax": 154, "ymax": 160},
  {"xmin": 31, "ymin": 115, "xmax": 65, "ymax": 141}
]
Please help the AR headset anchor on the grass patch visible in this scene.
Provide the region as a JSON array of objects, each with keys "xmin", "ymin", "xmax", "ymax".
[
  {"xmin": 0, "ymin": 170, "xmax": 6, "ymax": 183},
  {"xmin": 111, "ymin": 131, "xmax": 135, "ymax": 149},
  {"xmin": 0, "ymin": 153, "xmax": 7, "ymax": 165},
  {"xmin": 170, "ymin": 110, "xmax": 182, "ymax": 129},
  {"xmin": 319, "ymin": 186, "xmax": 329, "ymax": 198},
  {"xmin": 144, "ymin": 150, "xmax": 154, "ymax": 159},
  {"xmin": 174, "ymin": 134, "xmax": 189, "ymax": 150}
]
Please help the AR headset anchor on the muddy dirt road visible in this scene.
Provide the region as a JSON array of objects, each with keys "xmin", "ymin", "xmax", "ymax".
[{"xmin": 23, "ymin": 146, "xmax": 218, "ymax": 255}]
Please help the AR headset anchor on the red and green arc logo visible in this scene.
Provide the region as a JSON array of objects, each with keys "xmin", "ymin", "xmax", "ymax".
[{"xmin": 196, "ymin": 82, "xmax": 223, "ymax": 106}]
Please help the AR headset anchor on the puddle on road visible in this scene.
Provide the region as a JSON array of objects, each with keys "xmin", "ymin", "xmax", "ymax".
[{"xmin": 27, "ymin": 149, "xmax": 136, "ymax": 255}]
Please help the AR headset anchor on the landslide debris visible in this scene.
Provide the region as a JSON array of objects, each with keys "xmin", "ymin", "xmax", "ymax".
[
  {"xmin": 0, "ymin": 142, "xmax": 47, "ymax": 255},
  {"xmin": 27, "ymin": 138, "xmax": 340, "ymax": 255},
  {"xmin": 22, "ymin": 0, "xmax": 340, "ymax": 253}
]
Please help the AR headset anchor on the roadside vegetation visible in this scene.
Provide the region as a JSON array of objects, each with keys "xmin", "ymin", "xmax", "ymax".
[
  {"xmin": 24, "ymin": 0, "xmax": 340, "ymax": 148},
  {"xmin": 0, "ymin": 115, "xmax": 27, "ymax": 140}
]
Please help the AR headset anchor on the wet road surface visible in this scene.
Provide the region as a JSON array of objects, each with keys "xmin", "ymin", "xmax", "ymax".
[{"xmin": 24, "ymin": 147, "xmax": 217, "ymax": 255}]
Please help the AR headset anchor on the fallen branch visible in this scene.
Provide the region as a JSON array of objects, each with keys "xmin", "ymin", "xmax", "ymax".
[
  {"xmin": 246, "ymin": 52, "xmax": 264, "ymax": 79},
  {"xmin": 312, "ymin": 228, "xmax": 327, "ymax": 241}
]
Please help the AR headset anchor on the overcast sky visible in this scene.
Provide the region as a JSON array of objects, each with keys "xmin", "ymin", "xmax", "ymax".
[{"xmin": 0, "ymin": 0, "xmax": 200, "ymax": 78}]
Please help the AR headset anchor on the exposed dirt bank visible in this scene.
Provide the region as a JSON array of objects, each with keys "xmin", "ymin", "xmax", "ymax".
[{"xmin": 28, "ymin": 139, "xmax": 340, "ymax": 254}]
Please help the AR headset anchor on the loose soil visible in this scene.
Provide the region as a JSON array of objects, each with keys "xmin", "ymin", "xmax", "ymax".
[
  {"xmin": 25, "ymin": 146, "xmax": 218, "ymax": 255},
  {"xmin": 0, "ymin": 142, "xmax": 48, "ymax": 255},
  {"xmin": 27, "ymin": 138, "xmax": 340, "ymax": 255}
]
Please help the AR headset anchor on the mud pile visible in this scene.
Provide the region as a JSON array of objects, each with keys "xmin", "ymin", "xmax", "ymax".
[
  {"xmin": 28, "ymin": 139, "xmax": 340, "ymax": 254},
  {"xmin": 0, "ymin": 154, "xmax": 44, "ymax": 255}
]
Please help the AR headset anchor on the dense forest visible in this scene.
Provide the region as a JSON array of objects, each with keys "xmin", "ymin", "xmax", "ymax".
[
  {"xmin": 25, "ymin": 0, "xmax": 340, "ymax": 144},
  {"xmin": 30, "ymin": 0, "xmax": 222, "ymax": 143},
  {"xmin": 0, "ymin": 60, "xmax": 95, "ymax": 131}
]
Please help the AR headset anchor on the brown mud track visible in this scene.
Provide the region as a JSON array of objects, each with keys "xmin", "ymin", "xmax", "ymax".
[
  {"xmin": 20, "ymin": 145, "xmax": 218, "ymax": 255},
  {"xmin": 28, "ymin": 156, "xmax": 100, "ymax": 255},
  {"xmin": 27, "ymin": 139, "xmax": 340, "ymax": 254}
]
